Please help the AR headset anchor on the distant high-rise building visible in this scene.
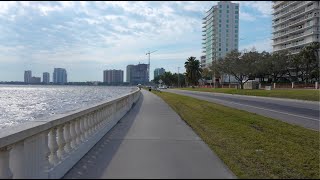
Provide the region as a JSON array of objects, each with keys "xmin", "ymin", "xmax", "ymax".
[
  {"xmin": 30, "ymin": 77, "xmax": 41, "ymax": 84},
  {"xmin": 126, "ymin": 65, "xmax": 134, "ymax": 83},
  {"xmin": 43, "ymin": 72, "xmax": 50, "ymax": 84},
  {"xmin": 200, "ymin": 55, "xmax": 206, "ymax": 68},
  {"xmin": 202, "ymin": 1, "xmax": 239, "ymax": 68},
  {"xmin": 24, "ymin": 70, "xmax": 32, "ymax": 84},
  {"xmin": 202, "ymin": 1, "xmax": 239, "ymax": 83},
  {"xmin": 154, "ymin": 68, "xmax": 165, "ymax": 79},
  {"xmin": 126, "ymin": 63, "xmax": 149, "ymax": 84},
  {"xmin": 103, "ymin": 69, "xmax": 124, "ymax": 84},
  {"xmin": 272, "ymin": 1, "xmax": 320, "ymax": 54},
  {"xmin": 53, "ymin": 68, "xmax": 67, "ymax": 84}
]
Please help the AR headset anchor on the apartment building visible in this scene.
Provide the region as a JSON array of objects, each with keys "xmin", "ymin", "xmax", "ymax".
[
  {"xmin": 24, "ymin": 70, "xmax": 32, "ymax": 84},
  {"xmin": 126, "ymin": 64, "xmax": 149, "ymax": 85},
  {"xmin": 154, "ymin": 68, "xmax": 165, "ymax": 79},
  {"xmin": 202, "ymin": 1, "xmax": 239, "ymax": 68},
  {"xmin": 43, "ymin": 72, "xmax": 50, "ymax": 84},
  {"xmin": 103, "ymin": 69, "xmax": 124, "ymax": 84},
  {"xmin": 200, "ymin": 55, "xmax": 206, "ymax": 68},
  {"xmin": 53, "ymin": 68, "xmax": 67, "ymax": 84},
  {"xmin": 272, "ymin": 1, "xmax": 320, "ymax": 54}
]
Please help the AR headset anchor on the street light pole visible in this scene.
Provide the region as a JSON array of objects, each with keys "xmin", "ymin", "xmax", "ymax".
[
  {"xmin": 146, "ymin": 50, "xmax": 157, "ymax": 84},
  {"xmin": 213, "ymin": 71, "xmax": 216, "ymax": 88}
]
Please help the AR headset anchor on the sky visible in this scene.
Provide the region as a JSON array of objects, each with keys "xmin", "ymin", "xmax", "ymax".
[{"xmin": 0, "ymin": 1, "xmax": 273, "ymax": 82}]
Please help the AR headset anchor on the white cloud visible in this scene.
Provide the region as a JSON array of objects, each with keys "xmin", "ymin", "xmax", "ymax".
[
  {"xmin": 240, "ymin": 38, "xmax": 272, "ymax": 52},
  {"xmin": 240, "ymin": 11, "xmax": 256, "ymax": 21},
  {"xmin": 0, "ymin": 1, "xmax": 16, "ymax": 15},
  {"xmin": 38, "ymin": 4, "xmax": 64, "ymax": 16},
  {"xmin": 234, "ymin": 1, "xmax": 272, "ymax": 17},
  {"xmin": 180, "ymin": 1, "xmax": 215, "ymax": 13}
]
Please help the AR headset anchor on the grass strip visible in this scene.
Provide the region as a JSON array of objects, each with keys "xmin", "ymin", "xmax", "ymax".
[
  {"xmin": 152, "ymin": 90, "xmax": 319, "ymax": 179},
  {"xmin": 177, "ymin": 88, "xmax": 320, "ymax": 101}
]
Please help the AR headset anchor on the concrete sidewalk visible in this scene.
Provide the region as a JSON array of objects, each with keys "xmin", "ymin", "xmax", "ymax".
[{"xmin": 63, "ymin": 89, "xmax": 236, "ymax": 179}]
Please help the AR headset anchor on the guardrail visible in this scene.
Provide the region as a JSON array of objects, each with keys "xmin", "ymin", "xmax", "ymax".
[{"xmin": 0, "ymin": 88, "xmax": 141, "ymax": 179}]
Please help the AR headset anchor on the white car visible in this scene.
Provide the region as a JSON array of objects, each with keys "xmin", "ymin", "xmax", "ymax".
[{"xmin": 159, "ymin": 85, "xmax": 167, "ymax": 89}]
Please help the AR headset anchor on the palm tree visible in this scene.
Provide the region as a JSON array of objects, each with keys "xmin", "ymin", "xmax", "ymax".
[{"xmin": 184, "ymin": 56, "xmax": 202, "ymax": 86}]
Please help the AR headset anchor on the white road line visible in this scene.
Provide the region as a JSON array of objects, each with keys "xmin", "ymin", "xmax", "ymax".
[
  {"xmin": 219, "ymin": 99, "xmax": 320, "ymax": 122},
  {"xmin": 184, "ymin": 93, "xmax": 320, "ymax": 122}
]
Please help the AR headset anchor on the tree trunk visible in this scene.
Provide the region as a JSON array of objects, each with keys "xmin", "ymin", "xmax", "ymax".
[{"xmin": 240, "ymin": 82, "xmax": 244, "ymax": 89}]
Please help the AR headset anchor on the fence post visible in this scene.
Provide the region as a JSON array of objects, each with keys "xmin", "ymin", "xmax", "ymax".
[
  {"xmin": 316, "ymin": 82, "xmax": 318, "ymax": 89},
  {"xmin": 259, "ymin": 83, "xmax": 261, "ymax": 89},
  {"xmin": 292, "ymin": 82, "xmax": 294, "ymax": 89},
  {"xmin": 273, "ymin": 83, "xmax": 276, "ymax": 89}
]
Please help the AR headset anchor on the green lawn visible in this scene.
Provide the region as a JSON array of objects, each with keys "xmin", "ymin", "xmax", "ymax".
[
  {"xmin": 151, "ymin": 90, "xmax": 320, "ymax": 179},
  {"xmin": 176, "ymin": 88, "xmax": 320, "ymax": 101}
]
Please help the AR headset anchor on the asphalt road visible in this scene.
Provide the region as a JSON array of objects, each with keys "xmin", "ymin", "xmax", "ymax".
[
  {"xmin": 63, "ymin": 90, "xmax": 236, "ymax": 179},
  {"xmin": 164, "ymin": 89, "xmax": 320, "ymax": 131}
]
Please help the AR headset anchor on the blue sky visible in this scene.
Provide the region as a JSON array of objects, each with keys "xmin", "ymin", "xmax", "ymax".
[{"xmin": 0, "ymin": 1, "xmax": 273, "ymax": 82}]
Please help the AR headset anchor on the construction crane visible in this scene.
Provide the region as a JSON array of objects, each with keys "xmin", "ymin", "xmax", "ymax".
[{"xmin": 146, "ymin": 50, "xmax": 157, "ymax": 82}]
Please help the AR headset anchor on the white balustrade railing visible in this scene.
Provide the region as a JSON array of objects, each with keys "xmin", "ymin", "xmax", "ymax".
[{"xmin": 0, "ymin": 88, "xmax": 140, "ymax": 179}]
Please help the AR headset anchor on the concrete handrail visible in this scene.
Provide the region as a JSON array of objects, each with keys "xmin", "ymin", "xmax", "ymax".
[{"xmin": 0, "ymin": 88, "xmax": 141, "ymax": 179}]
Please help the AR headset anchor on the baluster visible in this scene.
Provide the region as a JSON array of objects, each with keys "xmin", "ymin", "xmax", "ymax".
[
  {"xmin": 0, "ymin": 147, "xmax": 13, "ymax": 179},
  {"xmin": 87, "ymin": 114, "xmax": 93, "ymax": 136},
  {"xmin": 99, "ymin": 110, "xmax": 103, "ymax": 127},
  {"xmin": 79, "ymin": 117, "xmax": 85, "ymax": 142},
  {"xmin": 70, "ymin": 121, "xmax": 77, "ymax": 149},
  {"xmin": 97, "ymin": 111, "xmax": 101, "ymax": 129},
  {"xmin": 64, "ymin": 123, "xmax": 72, "ymax": 154},
  {"xmin": 93, "ymin": 111, "xmax": 98, "ymax": 133},
  {"xmin": 103, "ymin": 108, "xmax": 108, "ymax": 125},
  {"xmin": 10, "ymin": 142, "xmax": 24, "ymax": 178},
  {"xmin": 43, "ymin": 130, "xmax": 51, "ymax": 174},
  {"xmin": 98, "ymin": 110, "xmax": 102, "ymax": 129},
  {"xmin": 89, "ymin": 113, "xmax": 94, "ymax": 133},
  {"xmin": 74, "ymin": 119, "xmax": 81, "ymax": 146},
  {"xmin": 84, "ymin": 115, "xmax": 89, "ymax": 139},
  {"xmin": 100, "ymin": 109, "xmax": 105, "ymax": 125},
  {"xmin": 57, "ymin": 125, "xmax": 66, "ymax": 160},
  {"xmin": 96, "ymin": 111, "xmax": 100, "ymax": 129},
  {"xmin": 109, "ymin": 107, "xmax": 113, "ymax": 121},
  {"xmin": 48, "ymin": 128, "xmax": 59, "ymax": 166}
]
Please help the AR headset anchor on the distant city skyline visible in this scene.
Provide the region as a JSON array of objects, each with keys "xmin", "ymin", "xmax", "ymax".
[{"xmin": 0, "ymin": 1, "xmax": 272, "ymax": 82}]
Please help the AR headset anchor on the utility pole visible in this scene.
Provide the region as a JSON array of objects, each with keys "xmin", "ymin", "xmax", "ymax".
[
  {"xmin": 213, "ymin": 72, "xmax": 216, "ymax": 88},
  {"xmin": 146, "ymin": 50, "xmax": 157, "ymax": 83},
  {"xmin": 178, "ymin": 67, "xmax": 180, "ymax": 88}
]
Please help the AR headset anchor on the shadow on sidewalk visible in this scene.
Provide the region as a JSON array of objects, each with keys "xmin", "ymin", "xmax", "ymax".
[{"xmin": 63, "ymin": 93, "xmax": 144, "ymax": 179}]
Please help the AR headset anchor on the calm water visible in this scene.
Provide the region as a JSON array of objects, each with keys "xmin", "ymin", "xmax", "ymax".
[{"xmin": 0, "ymin": 85, "xmax": 136, "ymax": 129}]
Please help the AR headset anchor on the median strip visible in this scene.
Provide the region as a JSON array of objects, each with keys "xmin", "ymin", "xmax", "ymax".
[
  {"xmin": 151, "ymin": 90, "xmax": 319, "ymax": 179},
  {"xmin": 178, "ymin": 88, "xmax": 320, "ymax": 101}
]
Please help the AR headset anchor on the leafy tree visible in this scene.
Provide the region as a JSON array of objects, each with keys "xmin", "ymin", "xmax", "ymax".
[
  {"xmin": 161, "ymin": 72, "xmax": 173, "ymax": 86},
  {"xmin": 286, "ymin": 52, "xmax": 301, "ymax": 82},
  {"xmin": 184, "ymin": 56, "xmax": 202, "ymax": 86},
  {"xmin": 175, "ymin": 73, "xmax": 186, "ymax": 87},
  {"xmin": 153, "ymin": 72, "xmax": 186, "ymax": 87},
  {"xmin": 221, "ymin": 50, "xmax": 257, "ymax": 89},
  {"xmin": 253, "ymin": 51, "xmax": 270, "ymax": 83},
  {"xmin": 299, "ymin": 42, "xmax": 320, "ymax": 83},
  {"xmin": 209, "ymin": 58, "xmax": 224, "ymax": 87},
  {"xmin": 264, "ymin": 50, "xmax": 289, "ymax": 83},
  {"xmin": 201, "ymin": 68, "xmax": 211, "ymax": 80}
]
